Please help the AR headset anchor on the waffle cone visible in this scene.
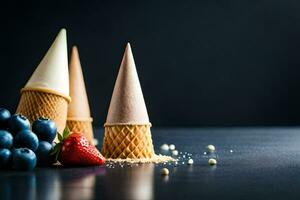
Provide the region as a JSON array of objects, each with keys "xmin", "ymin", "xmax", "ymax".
[
  {"xmin": 66, "ymin": 118, "xmax": 94, "ymax": 144},
  {"xmin": 101, "ymin": 124, "xmax": 155, "ymax": 159},
  {"xmin": 16, "ymin": 88, "xmax": 70, "ymax": 133},
  {"xmin": 102, "ymin": 44, "xmax": 174, "ymax": 163}
]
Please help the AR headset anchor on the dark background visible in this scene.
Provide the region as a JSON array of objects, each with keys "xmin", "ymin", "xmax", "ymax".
[{"xmin": 1, "ymin": 0, "xmax": 300, "ymax": 127}]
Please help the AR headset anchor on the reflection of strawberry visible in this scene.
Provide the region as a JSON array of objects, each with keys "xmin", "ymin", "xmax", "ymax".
[{"xmin": 52, "ymin": 128, "xmax": 105, "ymax": 166}]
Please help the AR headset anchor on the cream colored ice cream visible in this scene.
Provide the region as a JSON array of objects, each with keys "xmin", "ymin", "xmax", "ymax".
[
  {"xmin": 67, "ymin": 46, "xmax": 94, "ymax": 143},
  {"xmin": 105, "ymin": 43, "xmax": 149, "ymax": 125},
  {"xmin": 24, "ymin": 28, "xmax": 69, "ymax": 97},
  {"xmin": 68, "ymin": 46, "xmax": 91, "ymax": 119}
]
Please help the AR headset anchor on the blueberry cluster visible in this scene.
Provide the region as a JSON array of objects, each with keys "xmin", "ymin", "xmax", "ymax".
[{"xmin": 0, "ymin": 108, "xmax": 57, "ymax": 170}]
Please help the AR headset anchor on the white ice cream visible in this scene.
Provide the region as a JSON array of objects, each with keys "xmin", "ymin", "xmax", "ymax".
[{"xmin": 24, "ymin": 29, "xmax": 69, "ymax": 97}]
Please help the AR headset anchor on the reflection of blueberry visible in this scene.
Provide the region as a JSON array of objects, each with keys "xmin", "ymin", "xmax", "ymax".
[
  {"xmin": 0, "ymin": 173, "xmax": 36, "ymax": 200},
  {"xmin": 0, "ymin": 108, "xmax": 11, "ymax": 129},
  {"xmin": 12, "ymin": 148, "xmax": 36, "ymax": 170},
  {"xmin": 9, "ymin": 114, "xmax": 30, "ymax": 135},
  {"xmin": 36, "ymin": 141, "xmax": 54, "ymax": 166},
  {"xmin": 0, "ymin": 148, "xmax": 12, "ymax": 168},
  {"xmin": 32, "ymin": 117, "xmax": 57, "ymax": 143},
  {"xmin": 14, "ymin": 130, "xmax": 39, "ymax": 151},
  {"xmin": 0, "ymin": 130, "xmax": 13, "ymax": 149}
]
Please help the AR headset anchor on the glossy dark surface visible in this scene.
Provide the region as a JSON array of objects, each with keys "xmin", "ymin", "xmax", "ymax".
[{"xmin": 1, "ymin": 127, "xmax": 300, "ymax": 200}]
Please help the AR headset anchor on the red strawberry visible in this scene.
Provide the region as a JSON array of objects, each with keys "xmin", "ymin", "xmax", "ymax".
[{"xmin": 52, "ymin": 128, "xmax": 105, "ymax": 166}]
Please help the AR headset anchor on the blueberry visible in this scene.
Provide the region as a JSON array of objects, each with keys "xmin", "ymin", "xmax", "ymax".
[
  {"xmin": 12, "ymin": 148, "xmax": 36, "ymax": 170},
  {"xmin": 36, "ymin": 141, "xmax": 54, "ymax": 166},
  {"xmin": 32, "ymin": 117, "xmax": 57, "ymax": 143},
  {"xmin": 0, "ymin": 130, "xmax": 13, "ymax": 149},
  {"xmin": 9, "ymin": 114, "xmax": 30, "ymax": 135},
  {"xmin": 14, "ymin": 130, "xmax": 39, "ymax": 151},
  {"xmin": 0, "ymin": 108, "xmax": 11, "ymax": 129},
  {"xmin": 0, "ymin": 148, "xmax": 12, "ymax": 168}
]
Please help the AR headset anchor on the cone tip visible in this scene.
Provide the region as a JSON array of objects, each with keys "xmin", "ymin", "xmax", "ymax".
[
  {"xmin": 125, "ymin": 42, "xmax": 132, "ymax": 52},
  {"xmin": 54, "ymin": 28, "xmax": 67, "ymax": 46},
  {"xmin": 123, "ymin": 42, "xmax": 134, "ymax": 62},
  {"xmin": 59, "ymin": 28, "xmax": 67, "ymax": 34},
  {"xmin": 71, "ymin": 45, "xmax": 78, "ymax": 53},
  {"xmin": 56, "ymin": 28, "xmax": 67, "ymax": 40}
]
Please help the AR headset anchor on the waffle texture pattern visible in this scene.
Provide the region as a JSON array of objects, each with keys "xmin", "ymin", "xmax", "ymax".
[
  {"xmin": 102, "ymin": 124, "xmax": 155, "ymax": 159},
  {"xmin": 16, "ymin": 89, "xmax": 69, "ymax": 133},
  {"xmin": 67, "ymin": 118, "xmax": 94, "ymax": 144}
]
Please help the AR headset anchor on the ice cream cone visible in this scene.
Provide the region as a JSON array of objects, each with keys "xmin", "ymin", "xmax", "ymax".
[
  {"xmin": 67, "ymin": 46, "xmax": 94, "ymax": 144},
  {"xmin": 16, "ymin": 29, "xmax": 70, "ymax": 133},
  {"xmin": 102, "ymin": 43, "xmax": 169, "ymax": 162}
]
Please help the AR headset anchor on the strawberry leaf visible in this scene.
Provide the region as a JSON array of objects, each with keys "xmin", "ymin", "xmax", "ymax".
[
  {"xmin": 57, "ymin": 132, "xmax": 63, "ymax": 141},
  {"xmin": 52, "ymin": 143, "xmax": 62, "ymax": 162},
  {"xmin": 51, "ymin": 127, "xmax": 71, "ymax": 164},
  {"xmin": 63, "ymin": 127, "xmax": 70, "ymax": 139},
  {"xmin": 50, "ymin": 145, "xmax": 59, "ymax": 155},
  {"xmin": 51, "ymin": 129, "xmax": 69, "ymax": 163}
]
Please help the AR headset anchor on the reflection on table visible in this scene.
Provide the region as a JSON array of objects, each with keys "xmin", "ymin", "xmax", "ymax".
[{"xmin": 104, "ymin": 164, "xmax": 155, "ymax": 200}]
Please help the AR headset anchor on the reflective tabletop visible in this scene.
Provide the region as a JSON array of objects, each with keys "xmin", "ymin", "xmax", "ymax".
[{"xmin": 1, "ymin": 127, "xmax": 300, "ymax": 200}]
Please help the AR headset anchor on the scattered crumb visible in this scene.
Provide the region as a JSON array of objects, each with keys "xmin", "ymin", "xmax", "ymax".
[{"xmin": 105, "ymin": 154, "xmax": 175, "ymax": 164}]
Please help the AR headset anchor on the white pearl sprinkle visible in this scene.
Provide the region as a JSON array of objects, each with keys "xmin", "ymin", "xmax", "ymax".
[
  {"xmin": 172, "ymin": 150, "xmax": 179, "ymax": 156},
  {"xmin": 207, "ymin": 145, "xmax": 215, "ymax": 152},
  {"xmin": 169, "ymin": 144, "xmax": 176, "ymax": 151},
  {"xmin": 230, "ymin": 149, "xmax": 233, "ymax": 153},
  {"xmin": 208, "ymin": 158, "xmax": 217, "ymax": 165},
  {"xmin": 160, "ymin": 144, "xmax": 169, "ymax": 151},
  {"xmin": 187, "ymin": 159, "xmax": 194, "ymax": 165},
  {"xmin": 203, "ymin": 152, "xmax": 207, "ymax": 155},
  {"xmin": 93, "ymin": 138, "xmax": 99, "ymax": 146},
  {"xmin": 161, "ymin": 168, "xmax": 169, "ymax": 175}
]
